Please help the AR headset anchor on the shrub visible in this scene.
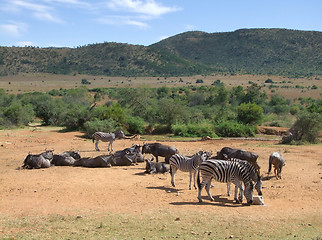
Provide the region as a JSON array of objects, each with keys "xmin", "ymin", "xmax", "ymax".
[
  {"xmin": 214, "ymin": 121, "xmax": 255, "ymax": 137},
  {"xmin": 126, "ymin": 116, "xmax": 145, "ymax": 134},
  {"xmin": 282, "ymin": 111, "xmax": 322, "ymax": 144},
  {"xmin": 237, "ymin": 102, "xmax": 264, "ymax": 125},
  {"xmin": 83, "ymin": 119, "xmax": 119, "ymax": 137},
  {"xmin": 172, "ymin": 122, "xmax": 216, "ymax": 138},
  {"xmin": 81, "ymin": 79, "xmax": 91, "ymax": 85}
]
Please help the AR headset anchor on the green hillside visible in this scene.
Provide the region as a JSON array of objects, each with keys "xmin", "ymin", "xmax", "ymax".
[
  {"xmin": 151, "ymin": 28, "xmax": 322, "ymax": 77},
  {"xmin": 0, "ymin": 42, "xmax": 210, "ymax": 77},
  {"xmin": 0, "ymin": 28, "xmax": 321, "ymax": 77}
]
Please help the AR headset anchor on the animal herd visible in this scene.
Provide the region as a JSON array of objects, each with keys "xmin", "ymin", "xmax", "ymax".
[{"xmin": 20, "ymin": 131, "xmax": 286, "ymax": 206}]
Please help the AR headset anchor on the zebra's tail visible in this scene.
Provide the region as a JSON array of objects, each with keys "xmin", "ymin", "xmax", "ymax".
[
  {"xmin": 197, "ymin": 169, "xmax": 201, "ymax": 189},
  {"xmin": 267, "ymin": 156, "xmax": 272, "ymax": 174},
  {"xmin": 92, "ymin": 134, "xmax": 95, "ymax": 143}
]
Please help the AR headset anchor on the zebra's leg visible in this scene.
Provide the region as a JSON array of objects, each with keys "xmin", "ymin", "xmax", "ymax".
[
  {"xmin": 205, "ymin": 179, "xmax": 215, "ymax": 201},
  {"xmin": 232, "ymin": 180, "xmax": 244, "ymax": 203},
  {"xmin": 95, "ymin": 140, "xmax": 100, "ymax": 151},
  {"xmin": 197, "ymin": 179, "xmax": 208, "ymax": 203},
  {"xmin": 193, "ymin": 170, "xmax": 198, "ymax": 190},
  {"xmin": 170, "ymin": 166, "xmax": 177, "ymax": 187},
  {"xmin": 108, "ymin": 140, "xmax": 114, "ymax": 152},
  {"xmin": 189, "ymin": 171, "xmax": 192, "ymax": 190},
  {"xmin": 227, "ymin": 182, "xmax": 231, "ymax": 196}
]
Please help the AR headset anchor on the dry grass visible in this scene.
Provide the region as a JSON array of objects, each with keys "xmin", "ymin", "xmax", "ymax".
[{"xmin": 1, "ymin": 73, "xmax": 321, "ymax": 100}]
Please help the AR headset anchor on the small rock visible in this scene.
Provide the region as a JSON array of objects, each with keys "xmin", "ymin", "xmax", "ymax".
[
  {"xmin": 76, "ymin": 215, "xmax": 82, "ymax": 219},
  {"xmin": 175, "ymin": 217, "xmax": 180, "ymax": 221}
]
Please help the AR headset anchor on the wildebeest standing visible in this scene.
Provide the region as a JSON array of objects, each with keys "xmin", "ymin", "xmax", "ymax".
[
  {"xmin": 145, "ymin": 158, "xmax": 169, "ymax": 174},
  {"xmin": 215, "ymin": 147, "xmax": 260, "ymax": 172},
  {"xmin": 52, "ymin": 151, "xmax": 81, "ymax": 166},
  {"xmin": 268, "ymin": 150, "xmax": 286, "ymax": 179},
  {"xmin": 22, "ymin": 150, "xmax": 54, "ymax": 169},
  {"xmin": 142, "ymin": 143, "xmax": 178, "ymax": 163}
]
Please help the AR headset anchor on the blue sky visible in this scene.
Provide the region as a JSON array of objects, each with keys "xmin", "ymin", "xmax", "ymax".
[{"xmin": 0, "ymin": 0, "xmax": 321, "ymax": 47}]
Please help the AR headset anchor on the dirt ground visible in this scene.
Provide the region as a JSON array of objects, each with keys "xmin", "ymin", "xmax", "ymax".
[{"xmin": 0, "ymin": 127, "xmax": 321, "ymax": 227}]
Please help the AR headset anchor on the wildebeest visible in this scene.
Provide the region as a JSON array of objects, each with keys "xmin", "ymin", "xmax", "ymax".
[
  {"xmin": 268, "ymin": 150, "xmax": 286, "ymax": 179},
  {"xmin": 22, "ymin": 150, "xmax": 54, "ymax": 169},
  {"xmin": 73, "ymin": 155, "xmax": 112, "ymax": 168},
  {"xmin": 110, "ymin": 144, "xmax": 143, "ymax": 166},
  {"xmin": 142, "ymin": 143, "xmax": 178, "ymax": 163},
  {"xmin": 52, "ymin": 151, "xmax": 81, "ymax": 166},
  {"xmin": 73, "ymin": 145, "xmax": 143, "ymax": 167},
  {"xmin": 145, "ymin": 157, "xmax": 169, "ymax": 174},
  {"xmin": 215, "ymin": 147, "xmax": 260, "ymax": 172}
]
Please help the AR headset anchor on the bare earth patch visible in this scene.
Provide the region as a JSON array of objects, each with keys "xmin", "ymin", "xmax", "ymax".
[{"xmin": 0, "ymin": 127, "xmax": 321, "ymax": 238}]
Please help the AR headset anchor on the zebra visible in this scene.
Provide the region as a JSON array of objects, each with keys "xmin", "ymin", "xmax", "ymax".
[
  {"xmin": 169, "ymin": 151, "xmax": 211, "ymax": 190},
  {"xmin": 197, "ymin": 159, "xmax": 254, "ymax": 204},
  {"xmin": 92, "ymin": 129, "xmax": 126, "ymax": 151},
  {"xmin": 268, "ymin": 150, "xmax": 286, "ymax": 179},
  {"xmin": 226, "ymin": 158, "xmax": 262, "ymax": 198}
]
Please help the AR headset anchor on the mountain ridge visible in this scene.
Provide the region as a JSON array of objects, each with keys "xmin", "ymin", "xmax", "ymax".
[{"xmin": 0, "ymin": 28, "xmax": 321, "ymax": 77}]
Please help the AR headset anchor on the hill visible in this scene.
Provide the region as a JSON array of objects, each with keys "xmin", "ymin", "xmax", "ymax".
[
  {"xmin": 0, "ymin": 42, "xmax": 210, "ymax": 77},
  {"xmin": 0, "ymin": 28, "xmax": 321, "ymax": 77},
  {"xmin": 151, "ymin": 28, "xmax": 322, "ymax": 77}
]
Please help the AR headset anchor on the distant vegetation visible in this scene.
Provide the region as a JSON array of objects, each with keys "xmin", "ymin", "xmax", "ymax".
[
  {"xmin": 1, "ymin": 84, "xmax": 321, "ymax": 143},
  {"xmin": 0, "ymin": 28, "xmax": 321, "ymax": 78}
]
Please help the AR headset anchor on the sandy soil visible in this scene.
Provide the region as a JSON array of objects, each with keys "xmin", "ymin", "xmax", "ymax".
[{"xmin": 0, "ymin": 127, "xmax": 321, "ymax": 224}]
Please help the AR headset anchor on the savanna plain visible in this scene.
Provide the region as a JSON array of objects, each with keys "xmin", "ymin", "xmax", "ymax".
[{"xmin": 0, "ymin": 74, "xmax": 321, "ymax": 239}]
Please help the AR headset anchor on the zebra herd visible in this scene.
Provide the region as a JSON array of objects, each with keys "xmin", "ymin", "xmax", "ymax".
[{"xmin": 21, "ymin": 130, "xmax": 286, "ymax": 206}]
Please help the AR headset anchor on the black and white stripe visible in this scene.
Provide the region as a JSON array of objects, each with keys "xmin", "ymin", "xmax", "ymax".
[
  {"xmin": 169, "ymin": 151, "xmax": 210, "ymax": 190},
  {"xmin": 197, "ymin": 159, "xmax": 255, "ymax": 204},
  {"xmin": 226, "ymin": 158, "xmax": 262, "ymax": 198},
  {"xmin": 92, "ymin": 130, "xmax": 126, "ymax": 151}
]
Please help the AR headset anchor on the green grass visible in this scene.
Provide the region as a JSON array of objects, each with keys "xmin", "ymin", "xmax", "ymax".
[{"xmin": 1, "ymin": 212, "xmax": 321, "ymax": 239}]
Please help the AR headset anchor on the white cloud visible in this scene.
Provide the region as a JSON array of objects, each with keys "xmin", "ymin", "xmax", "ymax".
[
  {"xmin": 6, "ymin": 0, "xmax": 63, "ymax": 23},
  {"xmin": 98, "ymin": 15, "xmax": 148, "ymax": 29},
  {"xmin": 100, "ymin": 0, "xmax": 181, "ymax": 29},
  {"xmin": 0, "ymin": 22, "xmax": 27, "ymax": 37},
  {"xmin": 107, "ymin": 0, "xmax": 180, "ymax": 17}
]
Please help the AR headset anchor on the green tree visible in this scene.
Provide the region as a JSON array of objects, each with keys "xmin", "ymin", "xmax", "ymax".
[
  {"xmin": 285, "ymin": 112, "xmax": 322, "ymax": 143},
  {"xmin": 237, "ymin": 102, "xmax": 264, "ymax": 125}
]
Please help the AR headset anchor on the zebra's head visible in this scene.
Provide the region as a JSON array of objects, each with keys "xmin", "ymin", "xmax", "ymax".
[
  {"xmin": 114, "ymin": 129, "xmax": 126, "ymax": 138},
  {"xmin": 254, "ymin": 175, "xmax": 263, "ymax": 196},
  {"xmin": 244, "ymin": 181, "xmax": 254, "ymax": 205}
]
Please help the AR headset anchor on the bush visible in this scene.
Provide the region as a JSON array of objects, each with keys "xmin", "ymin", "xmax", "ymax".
[
  {"xmin": 83, "ymin": 119, "xmax": 119, "ymax": 137},
  {"xmin": 237, "ymin": 102, "xmax": 264, "ymax": 125},
  {"xmin": 282, "ymin": 112, "xmax": 322, "ymax": 144},
  {"xmin": 127, "ymin": 116, "xmax": 145, "ymax": 134},
  {"xmin": 172, "ymin": 122, "xmax": 216, "ymax": 138},
  {"xmin": 214, "ymin": 121, "xmax": 256, "ymax": 137}
]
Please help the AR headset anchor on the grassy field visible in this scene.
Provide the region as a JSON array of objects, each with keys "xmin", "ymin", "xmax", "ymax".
[
  {"xmin": 1, "ymin": 211, "xmax": 321, "ymax": 239},
  {"xmin": 0, "ymin": 73, "xmax": 321, "ymax": 100}
]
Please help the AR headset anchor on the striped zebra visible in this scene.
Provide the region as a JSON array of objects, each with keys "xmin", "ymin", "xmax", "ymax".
[
  {"xmin": 197, "ymin": 159, "xmax": 255, "ymax": 204},
  {"xmin": 92, "ymin": 129, "xmax": 126, "ymax": 151},
  {"xmin": 169, "ymin": 151, "xmax": 211, "ymax": 190},
  {"xmin": 226, "ymin": 158, "xmax": 262, "ymax": 198}
]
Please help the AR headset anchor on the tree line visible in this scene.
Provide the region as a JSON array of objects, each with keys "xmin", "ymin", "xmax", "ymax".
[{"xmin": 0, "ymin": 84, "xmax": 321, "ymax": 143}]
